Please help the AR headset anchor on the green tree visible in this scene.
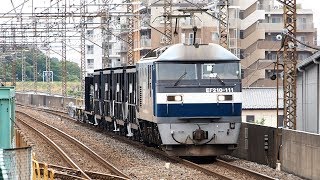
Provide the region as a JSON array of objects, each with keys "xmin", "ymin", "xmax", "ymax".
[{"xmin": 10, "ymin": 49, "xmax": 80, "ymax": 82}]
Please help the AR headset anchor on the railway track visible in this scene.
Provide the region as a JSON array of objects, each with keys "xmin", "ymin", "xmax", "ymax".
[
  {"xmin": 18, "ymin": 105, "xmax": 278, "ymax": 180},
  {"xmin": 16, "ymin": 110, "xmax": 129, "ymax": 180}
]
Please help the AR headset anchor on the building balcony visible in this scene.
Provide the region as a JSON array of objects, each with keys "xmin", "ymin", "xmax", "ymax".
[
  {"xmin": 242, "ymin": 69, "xmax": 265, "ymax": 87},
  {"xmin": 134, "ymin": 38, "xmax": 152, "ymax": 50},
  {"xmin": 257, "ymin": 41, "xmax": 281, "ymax": 51},
  {"xmin": 141, "ymin": 39, "xmax": 151, "ymax": 48},
  {"xmin": 239, "ymin": 0, "xmax": 257, "ymax": 10},
  {"xmin": 229, "ymin": 18, "xmax": 240, "ymax": 29},
  {"xmin": 258, "ymin": 5, "xmax": 281, "ymax": 12},
  {"xmin": 242, "ymin": 49, "xmax": 265, "ymax": 69},
  {"xmin": 148, "ymin": 0, "xmax": 209, "ymax": 6},
  {"xmin": 119, "ymin": 45, "xmax": 127, "ymax": 52},
  {"xmin": 229, "ymin": 38, "xmax": 239, "ymax": 49},
  {"xmin": 180, "ymin": 19, "xmax": 203, "ymax": 29},
  {"xmin": 181, "ymin": 38, "xmax": 201, "ymax": 45},
  {"xmin": 241, "ymin": 10, "xmax": 265, "ymax": 30},
  {"xmin": 240, "ymin": 28, "xmax": 265, "ymax": 49},
  {"xmin": 259, "ymin": 23, "xmax": 283, "ymax": 33},
  {"xmin": 297, "ymin": 24, "xmax": 315, "ymax": 32}
]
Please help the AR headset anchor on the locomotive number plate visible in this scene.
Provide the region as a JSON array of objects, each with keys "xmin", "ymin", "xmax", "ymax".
[{"xmin": 206, "ymin": 88, "xmax": 234, "ymax": 93}]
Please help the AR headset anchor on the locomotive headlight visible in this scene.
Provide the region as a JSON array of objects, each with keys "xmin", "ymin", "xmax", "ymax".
[
  {"xmin": 167, "ymin": 95, "xmax": 183, "ymax": 101},
  {"xmin": 217, "ymin": 95, "xmax": 225, "ymax": 101},
  {"xmin": 174, "ymin": 95, "xmax": 182, "ymax": 101},
  {"xmin": 217, "ymin": 95, "xmax": 233, "ymax": 101}
]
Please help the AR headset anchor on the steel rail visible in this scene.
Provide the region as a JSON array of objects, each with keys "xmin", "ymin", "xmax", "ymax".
[
  {"xmin": 16, "ymin": 110, "xmax": 130, "ymax": 179},
  {"xmin": 16, "ymin": 116, "xmax": 91, "ymax": 179},
  {"xmin": 18, "ymin": 105, "xmax": 232, "ymax": 179},
  {"xmin": 19, "ymin": 105, "xmax": 276, "ymax": 180},
  {"xmin": 40, "ymin": 162, "xmax": 128, "ymax": 180},
  {"xmin": 179, "ymin": 159, "xmax": 233, "ymax": 180},
  {"xmin": 216, "ymin": 159, "xmax": 278, "ymax": 180}
]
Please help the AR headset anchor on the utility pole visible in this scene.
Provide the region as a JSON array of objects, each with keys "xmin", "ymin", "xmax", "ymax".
[
  {"xmin": 45, "ymin": 8, "xmax": 51, "ymax": 95},
  {"xmin": 127, "ymin": 0, "xmax": 134, "ymax": 65},
  {"xmin": 61, "ymin": 0, "xmax": 67, "ymax": 97},
  {"xmin": 11, "ymin": 22, "xmax": 16, "ymax": 86},
  {"xmin": 0, "ymin": 57, "xmax": 6, "ymax": 86},
  {"xmin": 282, "ymin": 0, "xmax": 297, "ymax": 129},
  {"xmin": 102, "ymin": 1, "xmax": 110, "ymax": 68},
  {"xmin": 218, "ymin": 0, "xmax": 229, "ymax": 49},
  {"xmin": 20, "ymin": 18, "xmax": 26, "ymax": 92},
  {"xmin": 274, "ymin": 0, "xmax": 297, "ymax": 167},
  {"xmin": 163, "ymin": 0, "xmax": 173, "ymax": 45},
  {"xmin": 32, "ymin": 0, "xmax": 38, "ymax": 94},
  {"xmin": 80, "ymin": 0, "xmax": 86, "ymax": 97}
]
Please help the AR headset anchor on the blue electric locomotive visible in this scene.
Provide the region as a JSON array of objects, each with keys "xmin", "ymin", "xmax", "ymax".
[{"xmin": 81, "ymin": 43, "xmax": 242, "ymax": 156}]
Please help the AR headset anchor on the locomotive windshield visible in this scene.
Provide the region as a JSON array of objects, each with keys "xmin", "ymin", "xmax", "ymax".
[
  {"xmin": 202, "ymin": 63, "xmax": 240, "ymax": 79},
  {"xmin": 156, "ymin": 62, "xmax": 240, "ymax": 81},
  {"xmin": 157, "ymin": 63, "xmax": 197, "ymax": 80}
]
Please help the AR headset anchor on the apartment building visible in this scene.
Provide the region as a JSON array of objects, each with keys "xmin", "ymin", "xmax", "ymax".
[
  {"xmin": 117, "ymin": 0, "xmax": 152, "ymax": 63},
  {"xmin": 118, "ymin": 0, "xmax": 316, "ymax": 87},
  {"xmin": 236, "ymin": 0, "xmax": 317, "ymax": 87},
  {"xmin": 85, "ymin": 11, "xmax": 121, "ymax": 76},
  {"xmin": 148, "ymin": 0, "xmax": 239, "ymax": 56}
]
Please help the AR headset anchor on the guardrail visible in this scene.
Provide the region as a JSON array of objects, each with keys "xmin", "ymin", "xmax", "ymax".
[{"xmin": 32, "ymin": 155, "xmax": 54, "ymax": 180}]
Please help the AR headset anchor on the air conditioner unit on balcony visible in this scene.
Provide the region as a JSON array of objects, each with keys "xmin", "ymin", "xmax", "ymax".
[{"xmin": 160, "ymin": 36, "xmax": 166, "ymax": 44}]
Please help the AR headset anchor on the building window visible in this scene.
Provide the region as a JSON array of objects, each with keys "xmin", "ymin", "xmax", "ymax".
[
  {"xmin": 246, "ymin": 115, "xmax": 255, "ymax": 123},
  {"xmin": 86, "ymin": 30, "xmax": 94, "ymax": 36},
  {"xmin": 266, "ymin": 52, "xmax": 277, "ymax": 60},
  {"xmin": 188, "ymin": 33, "xmax": 194, "ymax": 45},
  {"xmin": 271, "ymin": 17, "xmax": 281, "ymax": 23},
  {"xmin": 212, "ymin": 32, "xmax": 219, "ymax": 42},
  {"xmin": 87, "ymin": 45, "xmax": 94, "ymax": 54},
  {"xmin": 277, "ymin": 115, "xmax": 284, "ymax": 127},
  {"xmin": 298, "ymin": 17, "xmax": 307, "ymax": 29},
  {"xmin": 87, "ymin": 17, "xmax": 94, "ymax": 23},
  {"xmin": 87, "ymin": 59, "xmax": 94, "ymax": 69},
  {"xmin": 240, "ymin": 30, "xmax": 244, "ymax": 39},
  {"xmin": 271, "ymin": 35, "xmax": 278, "ymax": 41}
]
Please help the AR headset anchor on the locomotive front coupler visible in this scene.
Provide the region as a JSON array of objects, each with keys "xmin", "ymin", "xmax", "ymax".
[{"xmin": 192, "ymin": 126, "xmax": 208, "ymax": 141}]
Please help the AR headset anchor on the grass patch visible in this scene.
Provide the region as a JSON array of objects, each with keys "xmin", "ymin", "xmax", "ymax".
[{"xmin": 11, "ymin": 81, "xmax": 82, "ymax": 97}]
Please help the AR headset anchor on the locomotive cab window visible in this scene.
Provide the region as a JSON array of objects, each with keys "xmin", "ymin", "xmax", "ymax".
[
  {"xmin": 202, "ymin": 63, "xmax": 240, "ymax": 79},
  {"xmin": 156, "ymin": 63, "xmax": 197, "ymax": 80}
]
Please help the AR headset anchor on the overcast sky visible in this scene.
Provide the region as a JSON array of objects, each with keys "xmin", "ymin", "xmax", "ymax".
[
  {"xmin": 0, "ymin": 0, "xmax": 319, "ymax": 64},
  {"xmin": 297, "ymin": 0, "xmax": 320, "ymax": 32}
]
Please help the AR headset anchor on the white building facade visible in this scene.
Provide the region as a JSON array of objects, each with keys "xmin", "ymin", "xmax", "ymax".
[{"xmin": 85, "ymin": 14, "xmax": 121, "ymax": 76}]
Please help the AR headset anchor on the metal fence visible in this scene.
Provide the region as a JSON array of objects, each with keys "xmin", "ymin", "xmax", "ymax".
[{"xmin": 0, "ymin": 147, "xmax": 32, "ymax": 180}]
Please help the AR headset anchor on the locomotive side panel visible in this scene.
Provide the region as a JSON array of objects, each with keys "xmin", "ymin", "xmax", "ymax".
[{"xmin": 136, "ymin": 62, "xmax": 155, "ymax": 123}]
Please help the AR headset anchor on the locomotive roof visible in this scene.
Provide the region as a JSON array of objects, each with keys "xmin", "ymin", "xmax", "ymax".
[{"xmin": 155, "ymin": 43, "xmax": 239, "ymax": 62}]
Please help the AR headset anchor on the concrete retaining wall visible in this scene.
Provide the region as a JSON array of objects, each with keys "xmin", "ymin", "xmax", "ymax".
[
  {"xmin": 16, "ymin": 92, "xmax": 76, "ymax": 110},
  {"xmin": 232, "ymin": 123, "xmax": 277, "ymax": 168},
  {"xmin": 15, "ymin": 93, "xmax": 32, "ymax": 105},
  {"xmin": 281, "ymin": 129, "xmax": 320, "ymax": 179}
]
